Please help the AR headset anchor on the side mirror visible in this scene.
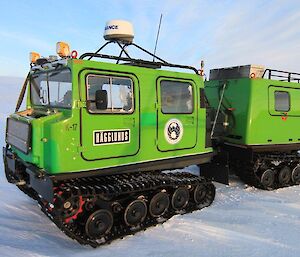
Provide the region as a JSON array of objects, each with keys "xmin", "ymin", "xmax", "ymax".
[{"xmin": 95, "ymin": 90, "xmax": 108, "ymax": 110}]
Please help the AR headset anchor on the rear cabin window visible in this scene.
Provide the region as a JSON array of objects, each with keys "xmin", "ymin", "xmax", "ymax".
[
  {"xmin": 274, "ymin": 91, "xmax": 290, "ymax": 112},
  {"xmin": 160, "ymin": 81, "xmax": 193, "ymax": 114},
  {"xmin": 87, "ymin": 75, "xmax": 133, "ymax": 113}
]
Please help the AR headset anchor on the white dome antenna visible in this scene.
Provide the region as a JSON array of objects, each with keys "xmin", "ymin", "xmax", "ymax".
[{"xmin": 103, "ymin": 20, "xmax": 134, "ymax": 43}]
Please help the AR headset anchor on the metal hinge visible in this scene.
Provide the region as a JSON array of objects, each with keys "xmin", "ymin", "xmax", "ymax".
[
  {"xmin": 155, "ymin": 102, "xmax": 161, "ymax": 109},
  {"xmin": 75, "ymin": 101, "xmax": 86, "ymax": 108},
  {"xmin": 77, "ymin": 145, "xmax": 86, "ymax": 153}
]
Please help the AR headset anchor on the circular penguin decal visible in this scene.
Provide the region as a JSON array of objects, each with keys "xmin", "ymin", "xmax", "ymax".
[{"xmin": 164, "ymin": 119, "xmax": 183, "ymax": 144}]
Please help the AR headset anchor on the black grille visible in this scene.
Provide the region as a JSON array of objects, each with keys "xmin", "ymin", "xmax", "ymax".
[{"xmin": 6, "ymin": 118, "xmax": 31, "ymax": 154}]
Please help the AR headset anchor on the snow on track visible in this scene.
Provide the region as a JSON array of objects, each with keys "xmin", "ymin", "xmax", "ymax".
[{"xmin": 0, "ymin": 171, "xmax": 299, "ymax": 257}]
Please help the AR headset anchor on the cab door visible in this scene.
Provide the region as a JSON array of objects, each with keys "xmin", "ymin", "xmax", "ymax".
[
  {"xmin": 157, "ymin": 78, "xmax": 197, "ymax": 151},
  {"xmin": 81, "ymin": 71, "xmax": 139, "ymax": 160}
]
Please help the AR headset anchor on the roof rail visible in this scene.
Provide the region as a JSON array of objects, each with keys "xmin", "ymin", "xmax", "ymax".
[
  {"xmin": 79, "ymin": 41, "xmax": 198, "ymax": 74},
  {"xmin": 262, "ymin": 69, "xmax": 300, "ymax": 83}
]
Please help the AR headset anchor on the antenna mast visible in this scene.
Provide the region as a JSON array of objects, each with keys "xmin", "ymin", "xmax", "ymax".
[{"xmin": 153, "ymin": 14, "xmax": 163, "ymax": 62}]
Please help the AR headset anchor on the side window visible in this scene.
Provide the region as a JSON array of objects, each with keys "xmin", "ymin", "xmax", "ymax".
[
  {"xmin": 160, "ymin": 80, "xmax": 193, "ymax": 114},
  {"xmin": 275, "ymin": 91, "xmax": 290, "ymax": 112},
  {"xmin": 87, "ymin": 75, "xmax": 134, "ymax": 113}
]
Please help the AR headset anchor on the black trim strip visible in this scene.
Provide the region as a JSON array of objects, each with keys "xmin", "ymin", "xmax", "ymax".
[
  {"xmin": 224, "ymin": 142, "xmax": 300, "ymax": 152},
  {"xmin": 50, "ymin": 152, "xmax": 213, "ymax": 181}
]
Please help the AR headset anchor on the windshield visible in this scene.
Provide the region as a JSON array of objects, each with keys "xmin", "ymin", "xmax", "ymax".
[{"xmin": 30, "ymin": 69, "xmax": 72, "ymax": 108}]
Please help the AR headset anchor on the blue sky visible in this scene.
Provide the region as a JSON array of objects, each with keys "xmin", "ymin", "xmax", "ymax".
[{"xmin": 0, "ymin": 0, "xmax": 300, "ymax": 78}]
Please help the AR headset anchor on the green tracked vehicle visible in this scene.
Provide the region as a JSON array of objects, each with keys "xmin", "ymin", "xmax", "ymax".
[
  {"xmin": 204, "ymin": 64, "xmax": 300, "ymax": 189},
  {"xmin": 3, "ymin": 21, "xmax": 215, "ymax": 246}
]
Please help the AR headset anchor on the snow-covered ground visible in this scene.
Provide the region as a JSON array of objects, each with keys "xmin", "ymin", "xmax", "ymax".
[{"xmin": 0, "ymin": 77, "xmax": 300, "ymax": 257}]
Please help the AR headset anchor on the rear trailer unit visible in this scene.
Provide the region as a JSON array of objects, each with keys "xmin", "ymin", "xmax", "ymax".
[
  {"xmin": 3, "ymin": 20, "xmax": 215, "ymax": 247},
  {"xmin": 204, "ymin": 64, "xmax": 300, "ymax": 189}
]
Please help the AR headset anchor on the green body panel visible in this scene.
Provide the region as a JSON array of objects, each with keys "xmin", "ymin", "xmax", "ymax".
[
  {"xmin": 11, "ymin": 59, "xmax": 211, "ymax": 175},
  {"xmin": 205, "ymin": 78, "xmax": 300, "ymax": 146}
]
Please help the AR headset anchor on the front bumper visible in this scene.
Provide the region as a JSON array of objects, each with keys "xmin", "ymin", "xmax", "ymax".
[
  {"xmin": 3, "ymin": 146, "xmax": 19, "ymax": 183},
  {"xmin": 3, "ymin": 147, "xmax": 54, "ymax": 202}
]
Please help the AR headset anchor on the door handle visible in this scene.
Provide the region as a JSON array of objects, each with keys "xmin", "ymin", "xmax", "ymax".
[
  {"xmin": 124, "ymin": 117, "xmax": 135, "ymax": 127},
  {"xmin": 186, "ymin": 116, "xmax": 194, "ymax": 125}
]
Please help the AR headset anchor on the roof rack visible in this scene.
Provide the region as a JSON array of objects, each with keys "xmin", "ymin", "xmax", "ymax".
[
  {"xmin": 262, "ymin": 69, "xmax": 300, "ymax": 83},
  {"xmin": 79, "ymin": 41, "xmax": 198, "ymax": 74}
]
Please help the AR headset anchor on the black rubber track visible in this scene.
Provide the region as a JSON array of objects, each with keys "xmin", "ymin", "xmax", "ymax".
[
  {"xmin": 20, "ymin": 171, "xmax": 215, "ymax": 247},
  {"xmin": 232, "ymin": 153, "xmax": 300, "ymax": 190}
]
